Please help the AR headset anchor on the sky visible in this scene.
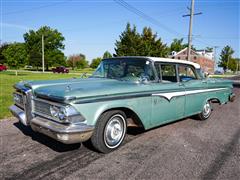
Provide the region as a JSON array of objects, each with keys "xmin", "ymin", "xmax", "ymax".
[{"xmin": 0, "ymin": 0, "xmax": 239, "ymax": 62}]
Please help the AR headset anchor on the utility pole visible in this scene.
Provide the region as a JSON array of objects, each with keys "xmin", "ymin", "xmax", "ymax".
[
  {"xmin": 42, "ymin": 35, "xmax": 45, "ymax": 73},
  {"xmin": 213, "ymin": 46, "xmax": 219, "ymax": 71},
  {"xmin": 183, "ymin": 0, "xmax": 202, "ymax": 61}
]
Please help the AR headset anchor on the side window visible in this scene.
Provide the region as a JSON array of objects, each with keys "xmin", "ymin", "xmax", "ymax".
[
  {"xmin": 178, "ymin": 65, "xmax": 197, "ymax": 82},
  {"xmin": 161, "ymin": 64, "xmax": 177, "ymax": 82}
]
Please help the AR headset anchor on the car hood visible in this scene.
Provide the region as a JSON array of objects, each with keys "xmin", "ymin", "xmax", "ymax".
[{"xmin": 22, "ymin": 78, "xmax": 152, "ymax": 102}]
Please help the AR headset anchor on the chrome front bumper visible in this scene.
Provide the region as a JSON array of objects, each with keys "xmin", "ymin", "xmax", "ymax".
[{"xmin": 9, "ymin": 105, "xmax": 94, "ymax": 144}]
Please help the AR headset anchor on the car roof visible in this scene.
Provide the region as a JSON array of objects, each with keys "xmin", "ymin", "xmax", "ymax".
[
  {"xmin": 106, "ymin": 56, "xmax": 201, "ymax": 69},
  {"xmin": 147, "ymin": 57, "xmax": 201, "ymax": 69}
]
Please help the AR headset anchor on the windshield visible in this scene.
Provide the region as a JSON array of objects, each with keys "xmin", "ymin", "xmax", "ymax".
[{"xmin": 91, "ymin": 58, "xmax": 155, "ymax": 82}]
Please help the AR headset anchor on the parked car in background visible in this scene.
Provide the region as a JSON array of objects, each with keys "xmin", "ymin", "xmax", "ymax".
[
  {"xmin": 0, "ymin": 64, "xmax": 7, "ymax": 71},
  {"xmin": 10, "ymin": 57, "xmax": 235, "ymax": 153},
  {"xmin": 25, "ymin": 65, "xmax": 33, "ymax": 69},
  {"xmin": 52, "ymin": 66, "xmax": 69, "ymax": 73},
  {"xmin": 214, "ymin": 70, "xmax": 223, "ymax": 75}
]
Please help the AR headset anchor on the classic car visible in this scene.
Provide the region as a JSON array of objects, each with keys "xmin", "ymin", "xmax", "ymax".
[
  {"xmin": 9, "ymin": 57, "xmax": 235, "ymax": 153},
  {"xmin": 0, "ymin": 64, "xmax": 7, "ymax": 71},
  {"xmin": 52, "ymin": 66, "xmax": 69, "ymax": 73}
]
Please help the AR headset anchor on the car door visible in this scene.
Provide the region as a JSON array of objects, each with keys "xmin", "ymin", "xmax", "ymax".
[
  {"xmin": 150, "ymin": 63, "xmax": 185, "ymax": 127},
  {"xmin": 178, "ymin": 64, "xmax": 208, "ymax": 116}
]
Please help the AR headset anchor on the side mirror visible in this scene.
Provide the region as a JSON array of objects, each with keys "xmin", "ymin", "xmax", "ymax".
[{"xmin": 204, "ymin": 72, "xmax": 209, "ymax": 78}]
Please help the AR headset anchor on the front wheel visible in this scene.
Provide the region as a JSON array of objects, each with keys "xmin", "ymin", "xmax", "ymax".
[
  {"xmin": 197, "ymin": 101, "xmax": 212, "ymax": 120},
  {"xmin": 91, "ymin": 110, "xmax": 127, "ymax": 153}
]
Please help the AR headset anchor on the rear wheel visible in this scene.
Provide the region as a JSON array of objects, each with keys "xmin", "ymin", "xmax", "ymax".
[
  {"xmin": 197, "ymin": 101, "xmax": 212, "ymax": 120},
  {"xmin": 91, "ymin": 110, "xmax": 127, "ymax": 153}
]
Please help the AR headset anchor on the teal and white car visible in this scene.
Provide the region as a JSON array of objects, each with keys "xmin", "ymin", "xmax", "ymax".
[{"xmin": 10, "ymin": 57, "xmax": 235, "ymax": 153}]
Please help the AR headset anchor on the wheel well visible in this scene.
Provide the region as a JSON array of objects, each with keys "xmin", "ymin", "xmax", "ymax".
[
  {"xmin": 102, "ymin": 107, "xmax": 144, "ymax": 129},
  {"xmin": 208, "ymin": 98, "xmax": 221, "ymax": 104}
]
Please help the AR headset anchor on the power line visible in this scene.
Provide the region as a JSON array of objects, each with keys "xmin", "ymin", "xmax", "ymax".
[
  {"xmin": 113, "ymin": 0, "xmax": 183, "ymax": 36},
  {"xmin": 113, "ymin": 0, "xmax": 214, "ymax": 49}
]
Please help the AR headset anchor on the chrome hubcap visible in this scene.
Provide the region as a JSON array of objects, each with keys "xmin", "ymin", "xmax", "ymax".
[
  {"xmin": 203, "ymin": 102, "xmax": 211, "ymax": 118},
  {"xmin": 104, "ymin": 114, "xmax": 126, "ymax": 148}
]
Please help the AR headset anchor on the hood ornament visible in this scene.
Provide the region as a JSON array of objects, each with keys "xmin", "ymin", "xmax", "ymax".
[{"xmin": 66, "ymin": 85, "xmax": 72, "ymax": 92}]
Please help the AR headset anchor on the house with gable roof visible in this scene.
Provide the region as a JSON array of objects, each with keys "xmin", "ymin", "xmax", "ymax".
[{"xmin": 169, "ymin": 47, "xmax": 215, "ymax": 73}]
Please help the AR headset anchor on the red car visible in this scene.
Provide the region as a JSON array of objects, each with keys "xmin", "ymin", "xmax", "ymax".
[
  {"xmin": 52, "ymin": 66, "xmax": 69, "ymax": 73},
  {"xmin": 0, "ymin": 65, "xmax": 7, "ymax": 71}
]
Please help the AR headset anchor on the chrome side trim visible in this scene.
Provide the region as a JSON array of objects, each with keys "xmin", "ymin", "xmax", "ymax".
[{"xmin": 152, "ymin": 87, "xmax": 229, "ymax": 101}]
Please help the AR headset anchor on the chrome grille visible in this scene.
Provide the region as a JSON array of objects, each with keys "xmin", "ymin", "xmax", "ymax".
[{"xmin": 33, "ymin": 99, "xmax": 52, "ymax": 117}]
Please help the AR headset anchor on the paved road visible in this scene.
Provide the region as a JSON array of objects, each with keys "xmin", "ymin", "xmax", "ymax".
[{"xmin": 0, "ymin": 88, "xmax": 239, "ymax": 180}]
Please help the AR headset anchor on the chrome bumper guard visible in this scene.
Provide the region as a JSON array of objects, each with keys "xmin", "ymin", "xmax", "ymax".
[
  {"xmin": 9, "ymin": 105, "xmax": 28, "ymax": 126},
  {"xmin": 9, "ymin": 105, "xmax": 94, "ymax": 144}
]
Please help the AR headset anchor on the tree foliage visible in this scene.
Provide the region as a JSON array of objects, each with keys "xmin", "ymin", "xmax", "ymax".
[
  {"xmin": 0, "ymin": 43, "xmax": 10, "ymax": 64},
  {"xmin": 67, "ymin": 54, "xmax": 88, "ymax": 70},
  {"xmin": 227, "ymin": 58, "xmax": 237, "ymax": 72},
  {"xmin": 103, "ymin": 51, "xmax": 112, "ymax": 59},
  {"xmin": 24, "ymin": 26, "xmax": 65, "ymax": 70},
  {"xmin": 169, "ymin": 38, "xmax": 188, "ymax": 53},
  {"xmin": 114, "ymin": 23, "xmax": 168, "ymax": 57},
  {"xmin": 205, "ymin": 47, "xmax": 213, "ymax": 52},
  {"xmin": 218, "ymin": 45, "xmax": 234, "ymax": 71},
  {"xmin": 90, "ymin": 57, "xmax": 102, "ymax": 68},
  {"xmin": 2, "ymin": 43, "xmax": 28, "ymax": 69}
]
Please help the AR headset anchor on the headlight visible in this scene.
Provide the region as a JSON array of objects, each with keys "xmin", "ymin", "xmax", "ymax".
[
  {"xmin": 13, "ymin": 93, "xmax": 23, "ymax": 104},
  {"xmin": 49, "ymin": 105, "xmax": 85, "ymax": 123},
  {"xmin": 50, "ymin": 106, "xmax": 59, "ymax": 117}
]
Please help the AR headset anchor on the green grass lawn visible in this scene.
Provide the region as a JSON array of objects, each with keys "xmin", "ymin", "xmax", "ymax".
[
  {"xmin": 0, "ymin": 70, "xmax": 93, "ymax": 120},
  {"xmin": 209, "ymin": 74, "xmax": 236, "ymax": 78}
]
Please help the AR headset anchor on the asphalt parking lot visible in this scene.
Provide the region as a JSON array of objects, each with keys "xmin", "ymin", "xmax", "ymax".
[{"xmin": 0, "ymin": 87, "xmax": 239, "ymax": 180}]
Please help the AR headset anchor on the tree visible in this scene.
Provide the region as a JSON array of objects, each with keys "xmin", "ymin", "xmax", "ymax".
[
  {"xmin": 170, "ymin": 38, "xmax": 188, "ymax": 52},
  {"xmin": 227, "ymin": 58, "xmax": 237, "ymax": 72},
  {"xmin": 90, "ymin": 57, "xmax": 102, "ymax": 68},
  {"xmin": 138, "ymin": 27, "xmax": 168, "ymax": 57},
  {"xmin": 114, "ymin": 23, "xmax": 141, "ymax": 56},
  {"xmin": 114, "ymin": 23, "xmax": 168, "ymax": 57},
  {"xmin": 67, "ymin": 54, "xmax": 88, "ymax": 70},
  {"xmin": 2, "ymin": 43, "xmax": 28, "ymax": 75},
  {"xmin": 235, "ymin": 58, "xmax": 240, "ymax": 71},
  {"xmin": 205, "ymin": 47, "xmax": 213, "ymax": 52},
  {"xmin": 103, "ymin": 51, "xmax": 112, "ymax": 59},
  {"xmin": 0, "ymin": 43, "xmax": 10, "ymax": 64},
  {"xmin": 24, "ymin": 26, "xmax": 65, "ymax": 70},
  {"xmin": 47, "ymin": 50, "xmax": 66, "ymax": 67},
  {"xmin": 76, "ymin": 54, "xmax": 88, "ymax": 69},
  {"xmin": 218, "ymin": 45, "xmax": 234, "ymax": 72}
]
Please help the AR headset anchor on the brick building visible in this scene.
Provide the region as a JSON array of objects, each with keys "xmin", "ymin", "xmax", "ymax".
[{"xmin": 169, "ymin": 47, "xmax": 215, "ymax": 73}]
